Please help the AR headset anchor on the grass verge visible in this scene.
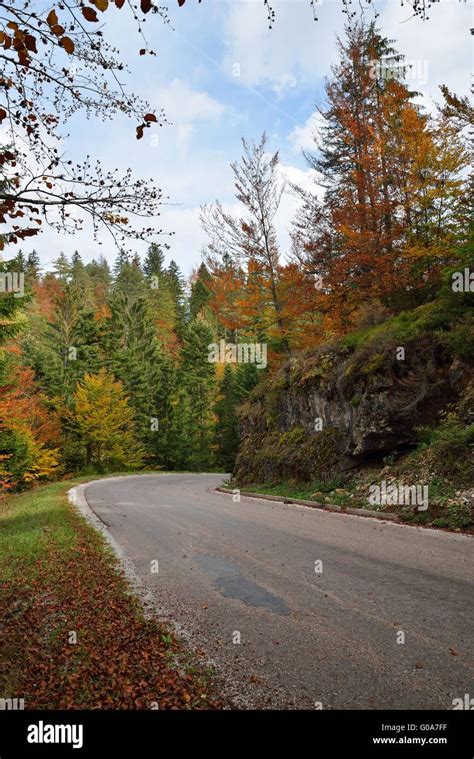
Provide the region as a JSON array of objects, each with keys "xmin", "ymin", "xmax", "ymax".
[
  {"xmin": 235, "ymin": 471, "xmax": 473, "ymax": 533},
  {"xmin": 0, "ymin": 475, "xmax": 221, "ymax": 709}
]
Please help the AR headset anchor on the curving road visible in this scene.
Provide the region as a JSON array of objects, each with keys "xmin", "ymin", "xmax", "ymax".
[{"xmin": 83, "ymin": 473, "xmax": 473, "ymax": 709}]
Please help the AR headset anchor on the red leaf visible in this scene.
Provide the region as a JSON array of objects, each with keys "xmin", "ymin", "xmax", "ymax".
[
  {"xmin": 60, "ymin": 37, "xmax": 75, "ymax": 54},
  {"xmin": 46, "ymin": 10, "xmax": 58, "ymax": 27},
  {"xmin": 82, "ymin": 7, "xmax": 99, "ymax": 22},
  {"xmin": 92, "ymin": 0, "xmax": 109, "ymax": 11},
  {"xmin": 24, "ymin": 34, "xmax": 38, "ymax": 53}
]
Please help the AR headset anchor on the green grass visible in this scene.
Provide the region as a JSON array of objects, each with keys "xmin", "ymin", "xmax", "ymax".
[
  {"xmin": 234, "ymin": 476, "xmax": 349, "ymax": 502},
  {"xmin": 0, "ymin": 473, "xmax": 221, "ymax": 709},
  {"xmin": 1, "ymin": 476, "xmax": 88, "ymax": 580},
  {"xmin": 231, "ymin": 474, "xmax": 472, "ymax": 531},
  {"xmin": 1, "ymin": 468, "xmax": 221, "ymax": 580},
  {"xmin": 341, "ymin": 297, "xmax": 473, "ymax": 357}
]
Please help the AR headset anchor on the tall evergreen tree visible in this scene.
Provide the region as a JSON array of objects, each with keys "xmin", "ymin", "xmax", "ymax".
[
  {"xmin": 144, "ymin": 243, "xmax": 166, "ymax": 279},
  {"xmin": 113, "ymin": 256, "xmax": 146, "ymax": 302},
  {"xmin": 70, "ymin": 251, "xmax": 90, "ymax": 294},
  {"xmin": 102, "ymin": 292, "xmax": 163, "ymax": 454},
  {"xmin": 43, "ymin": 285, "xmax": 82, "ymax": 404},
  {"xmin": 214, "ymin": 364, "xmax": 240, "ymax": 471},
  {"xmin": 53, "ymin": 252, "xmax": 72, "ymax": 283},
  {"xmin": 166, "ymin": 260, "xmax": 187, "ymax": 329},
  {"xmin": 26, "ymin": 250, "xmax": 41, "ymax": 283},
  {"xmin": 190, "ymin": 263, "xmax": 211, "ymax": 320},
  {"xmin": 86, "ymin": 255, "xmax": 112, "ymax": 287},
  {"xmin": 174, "ymin": 320, "xmax": 216, "ymax": 470},
  {"xmin": 10, "ymin": 249, "xmax": 26, "ymax": 272},
  {"xmin": 113, "ymin": 249, "xmax": 129, "ymax": 277}
]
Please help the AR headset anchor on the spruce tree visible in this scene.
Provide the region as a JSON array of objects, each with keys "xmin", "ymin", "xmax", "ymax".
[
  {"xmin": 113, "ymin": 249, "xmax": 129, "ymax": 278},
  {"xmin": 26, "ymin": 250, "xmax": 41, "ymax": 282},
  {"xmin": 43, "ymin": 285, "xmax": 82, "ymax": 404},
  {"xmin": 86, "ymin": 255, "xmax": 111, "ymax": 287},
  {"xmin": 10, "ymin": 249, "xmax": 26, "ymax": 272},
  {"xmin": 144, "ymin": 243, "xmax": 165, "ymax": 279},
  {"xmin": 166, "ymin": 260, "xmax": 187, "ymax": 330},
  {"xmin": 190, "ymin": 263, "xmax": 211, "ymax": 319},
  {"xmin": 102, "ymin": 292, "xmax": 164, "ymax": 457},
  {"xmin": 177, "ymin": 320, "xmax": 216, "ymax": 470},
  {"xmin": 214, "ymin": 364, "xmax": 240, "ymax": 471},
  {"xmin": 70, "ymin": 251, "xmax": 89, "ymax": 293},
  {"xmin": 53, "ymin": 252, "xmax": 72, "ymax": 282},
  {"xmin": 113, "ymin": 255, "xmax": 145, "ymax": 303}
]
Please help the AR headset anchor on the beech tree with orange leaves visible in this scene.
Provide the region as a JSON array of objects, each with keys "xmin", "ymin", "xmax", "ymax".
[
  {"xmin": 0, "ymin": 289, "xmax": 60, "ymax": 494},
  {"xmin": 291, "ymin": 21, "xmax": 468, "ymax": 330}
]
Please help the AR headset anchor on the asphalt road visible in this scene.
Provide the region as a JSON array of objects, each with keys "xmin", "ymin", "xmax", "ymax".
[{"xmin": 84, "ymin": 473, "xmax": 473, "ymax": 709}]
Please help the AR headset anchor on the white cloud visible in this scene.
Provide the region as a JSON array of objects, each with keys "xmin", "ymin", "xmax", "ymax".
[
  {"xmin": 157, "ymin": 78, "xmax": 225, "ymax": 123},
  {"xmin": 159, "ymin": 206, "xmax": 207, "ymax": 270},
  {"xmin": 223, "ymin": 0, "xmax": 470, "ymax": 109},
  {"xmin": 276, "ymin": 164, "xmax": 322, "ymax": 257},
  {"xmin": 152, "ymin": 78, "xmax": 226, "ymax": 155},
  {"xmin": 288, "ymin": 111, "xmax": 325, "ymax": 154},
  {"xmin": 158, "ymin": 164, "xmax": 318, "ymax": 270},
  {"xmin": 279, "ymin": 163, "xmax": 316, "ymax": 192},
  {"xmin": 176, "ymin": 122, "xmax": 194, "ymax": 154},
  {"xmin": 222, "ymin": 1, "xmax": 344, "ymax": 94}
]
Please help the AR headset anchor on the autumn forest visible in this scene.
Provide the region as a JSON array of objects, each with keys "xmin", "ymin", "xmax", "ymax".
[{"xmin": 1, "ymin": 19, "xmax": 471, "ymax": 495}]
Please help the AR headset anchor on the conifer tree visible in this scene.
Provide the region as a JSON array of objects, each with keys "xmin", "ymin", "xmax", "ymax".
[
  {"xmin": 102, "ymin": 292, "xmax": 163, "ymax": 454},
  {"xmin": 214, "ymin": 364, "xmax": 240, "ymax": 471},
  {"xmin": 53, "ymin": 252, "xmax": 72, "ymax": 283},
  {"xmin": 291, "ymin": 21, "xmax": 468, "ymax": 326},
  {"xmin": 144, "ymin": 243, "xmax": 166, "ymax": 279},
  {"xmin": 166, "ymin": 260, "xmax": 187, "ymax": 331},
  {"xmin": 177, "ymin": 320, "xmax": 216, "ymax": 470},
  {"xmin": 26, "ymin": 250, "xmax": 41, "ymax": 283},
  {"xmin": 190, "ymin": 263, "xmax": 211, "ymax": 320}
]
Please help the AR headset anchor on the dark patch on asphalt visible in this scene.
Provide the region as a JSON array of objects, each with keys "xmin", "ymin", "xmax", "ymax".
[{"xmin": 196, "ymin": 554, "xmax": 289, "ymax": 614}]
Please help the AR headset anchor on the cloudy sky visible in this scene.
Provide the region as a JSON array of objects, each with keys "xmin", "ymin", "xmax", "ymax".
[{"xmin": 17, "ymin": 0, "xmax": 472, "ymax": 276}]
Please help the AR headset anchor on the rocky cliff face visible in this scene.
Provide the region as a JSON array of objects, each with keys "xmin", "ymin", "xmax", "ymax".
[{"xmin": 233, "ymin": 319, "xmax": 472, "ymax": 486}]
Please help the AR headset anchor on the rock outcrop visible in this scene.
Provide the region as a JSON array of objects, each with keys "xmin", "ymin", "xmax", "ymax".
[{"xmin": 233, "ymin": 323, "xmax": 472, "ymax": 486}]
